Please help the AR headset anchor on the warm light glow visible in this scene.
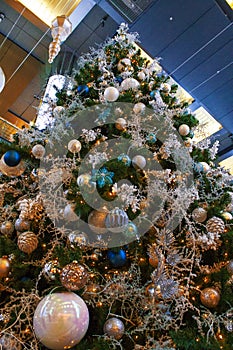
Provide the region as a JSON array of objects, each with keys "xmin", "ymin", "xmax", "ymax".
[
  {"xmin": 193, "ymin": 106, "xmax": 222, "ymax": 142},
  {"xmin": 17, "ymin": 0, "xmax": 82, "ymax": 26}
]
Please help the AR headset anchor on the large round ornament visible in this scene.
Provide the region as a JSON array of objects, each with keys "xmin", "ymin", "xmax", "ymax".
[
  {"xmin": 132, "ymin": 155, "xmax": 146, "ymax": 169},
  {"xmin": 33, "ymin": 292, "xmax": 89, "ymax": 350},
  {"xmin": 200, "ymin": 287, "xmax": 220, "ymax": 308},
  {"xmin": 68, "ymin": 139, "xmax": 82, "ymax": 153},
  {"xmin": 88, "ymin": 208, "xmax": 108, "ymax": 234},
  {"xmin": 107, "ymin": 249, "xmax": 127, "ymax": 267},
  {"xmin": 117, "ymin": 58, "xmax": 131, "ymax": 72},
  {"xmin": 105, "ymin": 207, "xmax": 129, "ymax": 233},
  {"xmin": 178, "ymin": 124, "xmax": 190, "ymax": 136},
  {"xmin": 0, "ymin": 257, "xmax": 11, "ymax": 278},
  {"xmin": 32, "ymin": 144, "xmax": 45, "ymax": 159},
  {"xmin": 227, "ymin": 260, "xmax": 233, "ymax": 275},
  {"xmin": 15, "ymin": 218, "xmax": 30, "ymax": 232},
  {"xmin": 17, "ymin": 231, "xmax": 38, "ymax": 254},
  {"xmin": 133, "ymin": 102, "xmax": 146, "ymax": 114},
  {"xmin": 104, "ymin": 87, "xmax": 119, "ymax": 102},
  {"xmin": 192, "ymin": 207, "xmax": 207, "ymax": 223},
  {"xmin": 3, "ymin": 150, "xmax": 21, "ymax": 167},
  {"xmin": 121, "ymin": 78, "xmax": 139, "ymax": 91},
  {"xmin": 0, "ymin": 156, "xmax": 25, "ymax": 177},
  {"xmin": 0, "ymin": 221, "xmax": 14, "ymax": 235},
  {"xmin": 60, "ymin": 262, "xmax": 89, "ymax": 291},
  {"xmin": 103, "ymin": 317, "xmax": 125, "ymax": 340},
  {"xmin": 115, "ymin": 117, "xmax": 127, "ymax": 130}
]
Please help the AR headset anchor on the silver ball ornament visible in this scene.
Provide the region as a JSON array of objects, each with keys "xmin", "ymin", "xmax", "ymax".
[
  {"xmin": 121, "ymin": 78, "xmax": 139, "ymax": 91},
  {"xmin": 68, "ymin": 140, "xmax": 82, "ymax": 153},
  {"xmin": 178, "ymin": 124, "xmax": 190, "ymax": 136},
  {"xmin": 32, "ymin": 144, "xmax": 45, "ymax": 159},
  {"xmin": 15, "ymin": 218, "xmax": 30, "ymax": 232},
  {"xmin": 137, "ymin": 71, "xmax": 146, "ymax": 80},
  {"xmin": 103, "ymin": 317, "xmax": 125, "ymax": 340},
  {"xmin": 192, "ymin": 207, "xmax": 207, "ymax": 223},
  {"xmin": 132, "ymin": 155, "xmax": 146, "ymax": 169},
  {"xmin": 115, "ymin": 117, "xmax": 127, "ymax": 130},
  {"xmin": 133, "ymin": 102, "xmax": 146, "ymax": 114},
  {"xmin": 104, "ymin": 87, "xmax": 119, "ymax": 102}
]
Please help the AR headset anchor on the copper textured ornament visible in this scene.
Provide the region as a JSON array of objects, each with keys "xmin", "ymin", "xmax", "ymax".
[
  {"xmin": 206, "ymin": 216, "xmax": 225, "ymax": 234},
  {"xmin": 0, "ymin": 257, "xmax": 11, "ymax": 278},
  {"xmin": 200, "ymin": 287, "xmax": 220, "ymax": 308},
  {"xmin": 103, "ymin": 317, "xmax": 125, "ymax": 340},
  {"xmin": 15, "ymin": 218, "xmax": 30, "ymax": 232},
  {"xmin": 192, "ymin": 207, "xmax": 208, "ymax": 223},
  {"xmin": 0, "ymin": 156, "xmax": 25, "ymax": 177},
  {"xmin": 17, "ymin": 231, "xmax": 38, "ymax": 254},
  {"xmin": 0, "ymin": 221, "xmax": 14, "ymax": 235},
  {"xmin": 88, "ymin": 208, "xmax": 108, "ymax": 234},
  {"xmin": 60, "ymin": 262, "xmax": 89, "ymax": 291},
  {"xmin": 227, "ymin": 260, "xmax": 233, "ymax": 275}
]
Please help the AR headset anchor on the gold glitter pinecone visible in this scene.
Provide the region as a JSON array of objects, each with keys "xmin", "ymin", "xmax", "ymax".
[
  {"xmin": 17, "ymin": 231, "xmax": 38, "ymax": 254},
  {"xmin": 206, "ymin": 216, "xmax": 225, "ymax": 234}
]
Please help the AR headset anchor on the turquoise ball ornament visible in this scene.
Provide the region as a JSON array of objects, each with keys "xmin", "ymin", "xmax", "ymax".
[
  {"xmin": 146, "ymin": 133, "xmax": 157, "ymax": 144},
  {"xmin": 107, "ymin": 249, "xmax": 127, "ymax": 267},
  {"xmin": 3, "ymin": 150, "xmax": 21, "ymax": 167},
  {"xmin": 193, "ymin": 162, "xmax": 204, "ymax": 173},
  {"xmin": 105, "ymin": 207, "xmax": 129, "ymax": 233},
  {"xmin": 117, "ymin": 154, "xmax": 131, "ymax": 166},
  {"xmin": 77, "ymin": 85, "xmax": 89, "ymax": 97}
]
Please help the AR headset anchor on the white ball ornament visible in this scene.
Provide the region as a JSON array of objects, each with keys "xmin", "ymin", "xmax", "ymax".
[
  {"xmin": 68, "ymin": 139, "xmax": 81, "ymax": 153},
  {"xmin": 133, "ymin": 102, "xmax": 146, "ymax": 114},
  {"xmin": 132, "ymin": 155, "xmax": 146, "ymax": 169},
  {"xmin": 104, "ymin": 87, "xmax": 119, "ymax": 102},
  {"xmin": 33, "ymin": 292, "xmax": 89, "ymax": 350},
  {"xmin": 137, "ymin": 71, "xmax": 146, "ymax": 80},
  {"xmin": 178, "ymin": 124, "xmax": 190, "ymax": 136},
  {"xmin": 121, "ymin": 78, "xmax": 140, "ymax": 91},
  {"xmin": 32, "ymin": 144, "xmax": 45, "ymax": 159},
  {"xmin": 200, "ymin": 162, "xmax": 210, "ymax": 173},
  {"xmin": 53, "ymin": 105, "xmax": 65, "ymax": 118}
]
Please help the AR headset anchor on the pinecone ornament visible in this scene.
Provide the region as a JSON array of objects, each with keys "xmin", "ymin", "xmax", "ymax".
[
  {"xmin": 17, "ymin": 231, "xmax": 38, "ymax": 254},
  {"xmin": 206, "ymin": 216, "xmax": 225, "ymax": 234}
]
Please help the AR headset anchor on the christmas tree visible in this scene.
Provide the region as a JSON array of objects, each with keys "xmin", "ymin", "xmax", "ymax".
[{"xmin": 0, "ymin": 23, "xmax": 233, "ymax": 350}]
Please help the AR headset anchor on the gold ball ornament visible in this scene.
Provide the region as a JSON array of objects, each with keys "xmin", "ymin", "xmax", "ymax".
[
  {"xmin": 17, "ymin": 231, "xmax": 38, "ymax": 254},
  {"xmin": 132, "ymin": 155, "xmax": 146, "ymax": 169},
  {"xmin": 0, "ymin": 156, "xmax": 25, "ymax": 177},
  {"xmin": 0, "ymin": 221, "xmax": 14, "ymax": 235},
  {"xmin": 15, "ymin": 218, "xmax": 30, "ymax": 232},
  {"xmin": 206, "ymin": 216, "xmax": 225, "ymax": 234},
  {"xmin": 178, "ymin": 124, "xmax": 190, "ymax": 136},
  {"xmin": 115, "ymin": 117, "xmax": 127, "ymax": 130},
  {"xmin": 60, "ymin": 262, "xmax": 89, "ymax": 291},
  {"xmin": 88, "ymin": 208, "xmax": 108, "ymax": 234},
  {"xmin": 221, "ymin": 212, "xmax": 233, "ymax": 221},
  {"xmin": 103, "ymin": 317, "xmax": 125, "ymax": 340},
  {"xmin": 200, "ymin": 287, "xmax": 220, "ymax": 308},
  {"xmin": 31, "ymin": 144, "xmax": 45, "ymax": 159},
  {"xmin": 68, "ymin": 139, "xmax": 82, "ymax": 153},
  {"xmin": 0, "ymin": 257, "xmax": 11, "ymax": 278},
  {"xmin": 227, "ymin": 260, "xmax": 233, "ymax": 275},
  {"xmin": 192, "ymin": 207, "xmax": 208, "ymax": 223}
]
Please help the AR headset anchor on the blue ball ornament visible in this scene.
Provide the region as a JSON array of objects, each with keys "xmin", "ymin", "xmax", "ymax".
[
  {"xmin": 3, "ymin": 150, "xmax": 21, "ymax": 167},
  {"xmin": 150, "ymin": 91, "xmax": 156, "ymax": 99},
  {"xmin": 115, "ymin": 76, "xmax": 123, "ymax": 84},
  {"xmin": 146, "ymin": 133, "xmax": 157, "ymax": 144},
  {"xmin": 188, "ymin": 130, "xmax": 194, "ymax": 139},
  {"xmin": 193, "ymin": 162, "xmax": 204, "ymax": 173},
  {"xmin": 77, "ymin": 85, "xmax": 89, "ymax": 97},
  {"xmin": 117, "ymin": 154, "xmax": 131, "ymax": 166},
  {"xmin": 107, "ymin": 249, "xmax": 127, "ymax": 267}
]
